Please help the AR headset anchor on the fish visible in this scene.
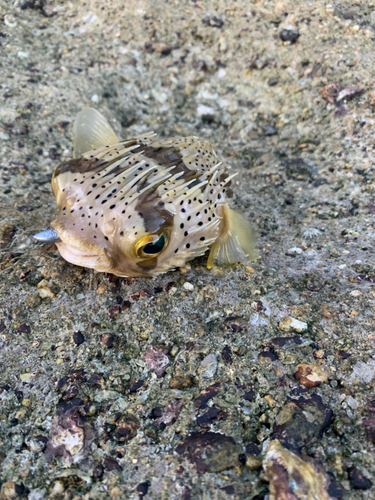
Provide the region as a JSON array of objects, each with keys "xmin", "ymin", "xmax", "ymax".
[{"xmin": 34, "ymin": 108, "xmax": 257, "ymax": 277}]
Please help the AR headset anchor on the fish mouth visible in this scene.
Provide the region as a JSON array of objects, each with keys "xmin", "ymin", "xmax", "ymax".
[{"xmin": 56, "ymin": 242, "xmax": 102, "ymax": 269}]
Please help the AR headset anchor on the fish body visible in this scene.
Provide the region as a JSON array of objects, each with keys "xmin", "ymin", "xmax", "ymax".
[{"xmin": 47, "ymin": 108, "xmax": 256, "ymax": 277}]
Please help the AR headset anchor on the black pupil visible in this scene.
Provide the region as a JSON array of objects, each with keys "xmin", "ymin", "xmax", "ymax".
[{"xmin": 142, "ymin": 235, "xmax": 165, "ymax": 255}]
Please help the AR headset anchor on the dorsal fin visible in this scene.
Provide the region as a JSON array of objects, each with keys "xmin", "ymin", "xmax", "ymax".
[
  {"xmin": 73, "ymin": 108, "xmax": 119, "ymax": 159},
  {"xmin": 207, "ymin": 205, "xmax": 257, "ymax": 268}
]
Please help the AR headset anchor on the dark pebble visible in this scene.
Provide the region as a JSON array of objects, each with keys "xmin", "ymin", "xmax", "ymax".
[
  {"xmin": 306, "ymin": 274, "xmax": 325, "ymax": 292},
  {"xmin": 108, "ymin": 305, "xmax": 121, "ymax": 319},
  {"xmin": 16, "ymin": 324, "xmax": 31, "ymax": 334},
  {"xmin": 92, "ymin": 463, "xmax": 104, "ymax": 480},
  {"xmin": 176, "ymin": 432, "xmax": 240, "ymax": 474},
  {"xmin": 101, "ymin": 333, "xmax": 115, "ymax": 348},
  {"xmin": 242, "ymin": 390, "xmax": 255, "ymax": 401},
  {"xmin": 121, "ymin": 300, "xmax": 131, "ymax": 311},
  {"xmin": 279, "ymin": 29, "xmax": 300, "ymax": 43},
  {"xmin": 268, "ymin": 77, "xmax": 279, "ymax": 86},
  {"xmin": 104, "ymin": 456, "xmax": 122, "ymax": 471},
  {"xmin": 348, "ymin": 466, "xmax": 373, "ymax": 490},
  {"xmin": 264, "ymin": 125, "xmax": 278, "ymax": 136},
  {"xmin": 194, "ymin": 382, "xmax": 222, "ymax": 409},
  {"xmin": 259, "ymin": 350, "xmax": 278, "ymax": 361},
  {"xmin": 196, "ymin": 407, "xmax": 227, "ymax": 428},
  {"xmin": 136, "ymin": 481, "xmax": 150, "ymax": 498},
  {"xmin": 73, "ymin": 331, "xmax": 85, "ymax": 345},
  {"xmin": 285, "ymin": 194, "xmax": 294, "ymax": 205},
  {"xmin": 221, "ymin": 345, "xmax": 233, "ymax": 364},
  {"xmin": 87, "ymin": 373, "xmax": 104, "ymax": 386},
  {"xmin": 272, "ymin": 393, "xmax": 333, "ymax": 451},
  {"xmin": 129, "ymin": 379, "xmax": 144, "ymax": 393},
  {"xmin": 150, "ymin": 407, "xmax": 163, "ymax": 419},
  {"xmin": 114, "ymin": 415, "xmax": 140, "ymax": 441}
]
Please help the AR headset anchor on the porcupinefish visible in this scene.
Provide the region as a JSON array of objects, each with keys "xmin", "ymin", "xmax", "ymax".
[{"xmin": 34, "ymin": 108, "xmax": 256, "ymax": 277}]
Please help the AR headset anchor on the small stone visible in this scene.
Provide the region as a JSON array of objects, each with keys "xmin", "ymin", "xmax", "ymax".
[
  {"xmin": 109, "ymin": 486, "xmax": 122, "ymax": 498},
  {"xmin": 136, "ymin": 482, "xmax": 149, "ymax": 499},
  {"xmin": 27, "ymin": 488, "xmax": 46, "ymax": 500},
  {"xmin": 264, "ymin": 125, "xmax": 278, "ymax": 136},
  {"xmin": 306, "ymin": 274, "xmax": 325, "ymax": 292},
  {"xmin": 144, "ymin": 346, "xmax": 170, "ymax": 377},
  {"xmin": 104, "ymin": 456, "xmax": 122, "ymax": 471},
  {"xmin": 155, "ymin": 400, "xmax": 184, "ymax": 427},
  {"xmin": 195, "ymin": 382, "xmax": 222, "ymax": 409},
  {"xmin": 25, "ymin": 435, "xmax": 48, "ymax": 453},
  {"xmin": 21, "ymin": 398, "xmax": 31, "ymax": 407},
  {"xmin": 0, "ymin": 223, "xmax": 16, "ymax": 244},
  {"xmin": 286, "ymin": 247, "xmax": 303, "ymax": 255},
  {"xmin": 20, "ymin": 372, "xmax": 33, "ymax": 383},
  {"xmin": 101, "ymin": 333, "xmax": 115, "ymax": 348},
  {"xmin": 114, "ymin": 414, "xmax": 140, "ymax": 441},
  {"xmin": 239, "ymin": 453, "xmax": 263, "ymax": 470},
  {"xmin": 346, "ymin": 396, "xmax": 358, "ymax": 410},
  {"xmin": 349, "ymin": 360, "xmax": 375, "ymax": 384},
  {"xmin": 199, "ymin": 354, "xmax": 218, "ymax": 378},
  {"xmin": 73, "ymin": 331, "xmax": 85, "ymax": 345},
  {"xmin": 45, "ymin": 407, "xmax": 96, "ymax": 464},
  {"xmin": 92, "ymin": 463, "xmax": 104, "ymax": 480},
  {"xmin": 313, "ymin": 350, "xmax": 325, "ymax": 359},
  {"xmin": 176, "ymin": 432, "xmax": 240, "ymax": 473},
  {"xmin": 169, "ymin": 376, "xmax": 192, "ymax": 390},
  {"xmin": 96, "ymin": 283, "xmax": 107, "ymax": 294},
  {"xmin": 51, "ymin": 481, "xmax": 65, "ymax": 496},
  {"xmin": 37, "ymin": 279, "xmax": 56, "ymax": 299},
  {"xmin": 183, "ymin": 282, "xmax": 194, "ymax": 291},
  {"xmin": 279, "ymin": 29, "xmax": 300, "ymax": 43},
  {"xmin": 279, "ymin": 317, "xmax": 307, "ymax": 333},
  {"xmin": 264, "ymin": 395, "xmax": 275, "ymax": 407},
  {"xmin": 294, "ymin": 363, "xmax": 328, "ymax": 388},
  {"xmin": 197, "ymin": 104, "xmax": 215, "ymax": 119},
  {"xmin": 348, "ymin": 466, "xmax": 373, "ymax": 490},
  {"xmin": 261, "ymin": 440, "xmax": 330, "ymax": 499},
  {"xmin": 273, "ymin": 394, "xmax": 333, "ymax": 451},
  {"xmin": 0, "ymin": 481, "xmax": 25, "ymax": 499}
]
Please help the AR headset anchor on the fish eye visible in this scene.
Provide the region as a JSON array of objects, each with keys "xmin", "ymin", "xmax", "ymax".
[
  {"xmin": 143, "ymin": 234, "xmax": 165, "ymax": 254},
  {"xmin": 135, "ymin": 233, "xmax": 167, "ymax": 258}
]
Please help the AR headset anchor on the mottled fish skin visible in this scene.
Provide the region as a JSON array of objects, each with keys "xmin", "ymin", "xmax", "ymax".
[{"xmin": 49, "ymin": 121, "xmax": 255, "ymax": 277}]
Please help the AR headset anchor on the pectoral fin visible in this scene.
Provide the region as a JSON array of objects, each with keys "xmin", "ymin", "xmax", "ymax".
[
  {"xmin": 73, "ymin": 107, "xmax": 119, "ymax": 158},
  {"xmin": 207, "ymin": 205, "xmax": 257, "ymax": 269}
]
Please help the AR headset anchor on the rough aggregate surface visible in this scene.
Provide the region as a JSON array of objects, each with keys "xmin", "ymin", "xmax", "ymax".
[{"xmin": 1, "ymin": 0, "xmax": 375, "ymax": 498}]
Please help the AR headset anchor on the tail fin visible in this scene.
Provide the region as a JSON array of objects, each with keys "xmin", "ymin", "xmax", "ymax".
[{"xmin": 207, "ymin": 205, "xmax": 257, "ymax": 269}]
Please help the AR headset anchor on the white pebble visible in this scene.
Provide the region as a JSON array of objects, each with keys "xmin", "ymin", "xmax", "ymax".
[
  {"xmin": 346, "ymin": 396, "xmax": 358, "ymax": 410},
  {"xmin": 287, "ymin": 247, "xmax": 303, "ymax": 254},
  {"xmin": 183, "ymin": 282, "xmax": 194, "ymax": 291},
  {"xmin": 199, "ymin": 354, "xmax": 218, "ymax": 378},
  {"xmin": 279, "ymin": 316, "xmax": 308, "ymax": 333},
  {"xmin": 197, "ymin": 104, "xmax": 215, "ymax": 117}
]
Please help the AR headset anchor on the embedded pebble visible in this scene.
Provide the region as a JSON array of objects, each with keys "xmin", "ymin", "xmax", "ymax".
[
  {"xmin": 261, "ymin": 439, "xmax": 330, "ymax": 500},
  {"xmin": 294, "ymin": 363, "xmax": 328, "ymax": 388},
  {"xmin": 199, "ymin": 354, "xmax": 218, "ymax": 378},
  {"xmin": 36, "ymin": 279, "xmax": 56, "ymax": 299},
  {"xmin": 279, "ymin": 317, "xmax": 308, "ymax": 333}
]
